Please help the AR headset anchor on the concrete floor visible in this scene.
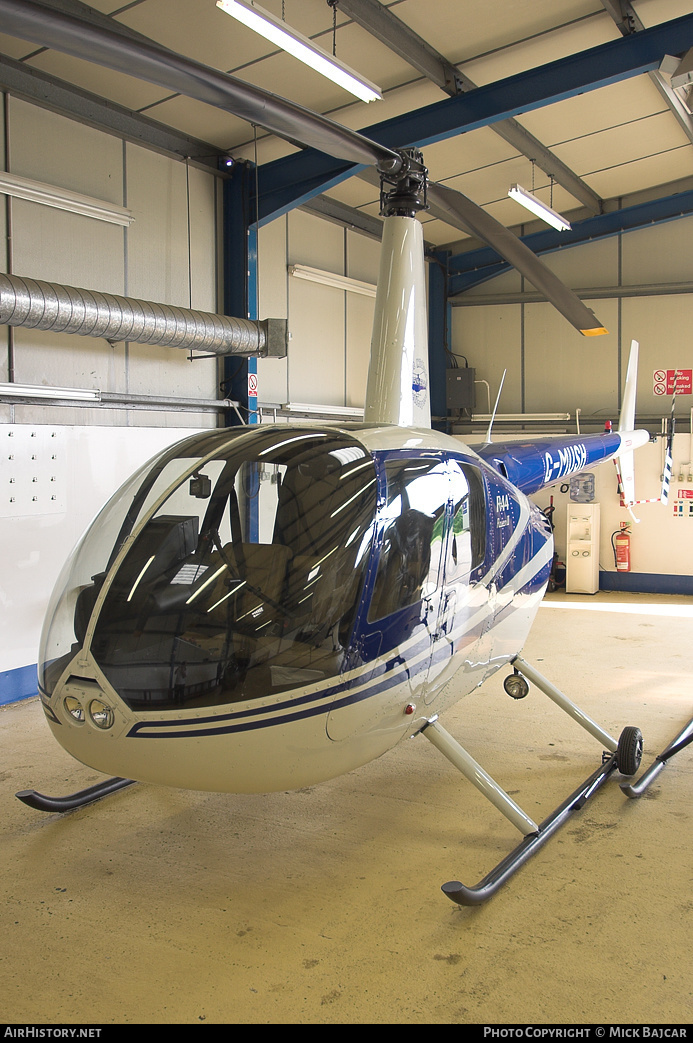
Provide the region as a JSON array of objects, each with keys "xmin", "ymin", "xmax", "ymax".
[{"xmin": 1, "ymin": 590, "xmax": 692, "ymax": 1026}]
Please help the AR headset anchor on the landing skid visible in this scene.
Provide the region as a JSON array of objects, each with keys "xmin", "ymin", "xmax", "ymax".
[
  {"xmin": 16, "ymin": 776, "xmax": 135, "ymax": 813},
  {"xmin": 423, "ymin": 654, "xmax": 645, "ymax": 907},
  {"xmin": 442, "ymin": 754, "xmax": 618, "ymax": 906}
]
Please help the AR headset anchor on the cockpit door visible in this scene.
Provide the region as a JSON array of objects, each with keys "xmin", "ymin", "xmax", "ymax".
[{"xmin": 424, "ymin": 457, "xmax": 489, "ymax": 703}]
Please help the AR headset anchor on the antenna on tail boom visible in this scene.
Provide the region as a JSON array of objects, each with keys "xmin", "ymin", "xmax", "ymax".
[{"xmin": 484, "ymin": 370, "xmax": 506, "ymax": 446}]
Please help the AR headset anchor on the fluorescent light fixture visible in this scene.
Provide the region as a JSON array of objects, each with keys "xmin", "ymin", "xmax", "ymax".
[
  {"xmin": 216, "ymin": 0, "xmax": 382, "ymax": 103},
  {"xmin": 670, "ymin": 48, "xmax": 693, "ymax": 89},
  {"xmin": 288, "ymin": 264, "xmax": 377, "ymax": 297},
  {"xmin": 283, "ymin": 402, "xmax": 365, "ymax": 419},
  {"xmin": 508, "ymin": 184, "xmax": 571, "ymax": 232},
  {"xmin": 0, "ymin": 172, "xmax": 133, "ymax": 226},
  {"xmin": 472, "ymin": 412, "xmax": 572, "ymax": 422},
  {"xmin": 0, "ymin": 382, "xmax": 101, "ymax": 402}
]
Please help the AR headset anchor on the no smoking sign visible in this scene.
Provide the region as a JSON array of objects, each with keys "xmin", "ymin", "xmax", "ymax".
[{"xmin": 653, "ymin": 368, "xmax": 692, "ymax": 396}]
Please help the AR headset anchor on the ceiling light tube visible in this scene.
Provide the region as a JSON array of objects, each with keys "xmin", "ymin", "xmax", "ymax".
[
  {"xmin": 472, "ymin": 413, "xmax": 572, "ymax": 422},
  {"xmin": 0, "ymin": 382, "xmax": 101, "ymax": 402},
  {"xmin": 283, "ymin": 402, "xmax": 365, "ymax": 419},
  {"xmin": 0, "ymin": 172, "xmax": 134, "ymax": 226},
  {"xmin": 288, "ymin": 264, "xmax": 377, "ymax": 297},
  {"xmin": 508, "ymin": 184, "xmax": 571, "ymax": 232},
  {"xmin": 216, "ymin": 0, "xmax": 382, "ymax": 103}
]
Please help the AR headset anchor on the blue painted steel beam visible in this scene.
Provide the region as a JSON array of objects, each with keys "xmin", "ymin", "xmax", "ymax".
[
  {"xmin": 222, "ymin": 160, "xmax": 259, "ymax": 427},
  {"xmin": 222, "ymin": 160, "xmax": 260, "ymax": 539},
  {"xmin": 447, "ymin": 190, "xmax": 693, "ymax": 295},
  {"xmin": 256, "ymin": 12, "xmax": 693, "ymax": 223}
]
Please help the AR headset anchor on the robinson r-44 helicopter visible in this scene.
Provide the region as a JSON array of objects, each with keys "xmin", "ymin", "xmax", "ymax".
[{"xmin": 8, "ymin": 0, "xmax": 693, "ymax": 905}]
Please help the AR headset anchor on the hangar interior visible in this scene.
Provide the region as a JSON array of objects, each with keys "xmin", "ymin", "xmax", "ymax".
[{"xmin": 0, "ymin": 0, "xmax": 692, "ymax": 1026}]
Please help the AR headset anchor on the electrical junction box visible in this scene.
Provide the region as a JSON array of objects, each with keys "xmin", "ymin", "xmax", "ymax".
[{"xmin": 446, "ymin": 367, "xmax": 476, "ymax": 411}]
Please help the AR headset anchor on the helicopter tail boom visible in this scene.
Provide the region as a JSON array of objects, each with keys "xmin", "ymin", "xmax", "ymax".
[{"xmin": 475, "ymin": 339, "xmax": 649, "ymax": 495}]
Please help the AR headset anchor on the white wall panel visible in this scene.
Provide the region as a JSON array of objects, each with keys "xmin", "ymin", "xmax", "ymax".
[
  {"xmin": 186, "ymin": 163, "xmax": 218, "ymax": 313},
  {"xmin": 465, "ymin": 267, "xmax": 522, "ymax": 296},
  {"xmin": 286, "ymin": 210, "xmax": 346, "ymax": 408},
  {"xmin": 535, "ymin": 235, "xmax": 618, "ymax": 290},
  {"xmin": 622, "ymin": 294, "xmax": 693, "ymax": 419},
  {"xmin": 345, "ymin": 229, "xmax": 378, "ymax": 408},
  {"xmin": 622, "ymin": 213, "xmax": 693, "ymax": 286},
  {"xmin": 288, "ymin": 278, "xmax": 345, "ymax": 406},
  {"xmin": 346, "ymin": 293, "xmax": 374, "ymax": 408},
  {"xmin": 288, "ymin": 208, "xmax": 344, "ymax": 271},
  {"xmin": 524, "ymin": 299, "xmax": 619, "ymax": 417},
  {"xmin": 12, "ymin": 326, "xmax": 124, "ymax": 399},
  {"xmin": 10, "ymin": 198, "xmax": 124, "ymax": 290},
  {"xmin": 257, "ymin": 216, "xmax": 288, "ymax": 406},
  {"xmin": 452, "ymin": 304, "xmax": 523, "ymax": 413},
  {"xmin": 8, "ymin": 96, "xmax": 124, "ymax": 207},
  {"xmin": 125, "ymin": 142, "xmax": 192, "ymax": 305},
  {"xmin": 346, "ymin": 228, "xmax": 380, "ymax": 285}
]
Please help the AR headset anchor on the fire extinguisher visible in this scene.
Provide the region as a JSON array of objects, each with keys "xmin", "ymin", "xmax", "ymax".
[{"xmin": 612, "ymin": 524, "xmax": 631, "ymax": 572}]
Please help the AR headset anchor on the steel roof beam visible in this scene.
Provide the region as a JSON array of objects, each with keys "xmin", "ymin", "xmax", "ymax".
[
  {"xmin": 299, "ymin": 193, "xmax": 383, "ymax": 240},
  {"xmin": 334, "ymin": 0, "xmax": 602, "ymax": 214},
  {"xmin": 257, "ymin": 10, "xmax": 693, "ymax": 222},
  {"xmin": 332, "ymin": 0, "xmax": 465, "ymax": 94},
  {"xmin": 599, "ymin": 0, "xmax": 693, "ymax": 145},
  {"xmin": 0, "ymin": 54, "xmax": 222, "ymax": 169}
]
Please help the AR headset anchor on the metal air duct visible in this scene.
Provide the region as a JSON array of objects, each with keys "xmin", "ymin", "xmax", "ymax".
[{"xmin": 0, "ymin": 272, "xmax": 287, "ymax": 357}]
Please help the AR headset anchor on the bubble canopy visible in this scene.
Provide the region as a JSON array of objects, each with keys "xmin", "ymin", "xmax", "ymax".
[{"xmin": 39, "ymin": 427, "xmax": 378, "ymax": 711}]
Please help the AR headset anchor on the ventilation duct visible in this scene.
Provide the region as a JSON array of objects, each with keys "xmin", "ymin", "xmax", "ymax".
[{"xmin": 0, "ymin": 273, "xmax": 287, "ymax": 357}]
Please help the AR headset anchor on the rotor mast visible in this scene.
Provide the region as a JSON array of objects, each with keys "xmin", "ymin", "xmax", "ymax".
[{"xmin": 364, "ymin": 150, "xmax": 432, "ymax": 429}]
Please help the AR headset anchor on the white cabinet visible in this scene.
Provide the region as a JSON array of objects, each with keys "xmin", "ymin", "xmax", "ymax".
[{"xmin": 566, "ymin": 503, "xmax": 600, "ymax": 594}]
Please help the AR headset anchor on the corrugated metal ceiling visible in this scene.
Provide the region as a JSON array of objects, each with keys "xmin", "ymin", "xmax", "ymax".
[{"xmin": 0, "ymin": 0, "xmax": 691, "ymax": 250}]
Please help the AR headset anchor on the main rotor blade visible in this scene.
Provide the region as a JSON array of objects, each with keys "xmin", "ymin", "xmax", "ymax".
[
  {"xmin": 427, "ymin": 182, "xmax": 608, "ymax": 336},
  {"xmin": 0, "ymin": 0, "xmax": 400, "ymax": 171}
]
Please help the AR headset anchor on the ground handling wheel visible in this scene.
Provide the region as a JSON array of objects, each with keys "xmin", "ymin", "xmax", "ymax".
[{"xmin": 616, "ymin": 726, "xmax": 643, "ymax": 776}]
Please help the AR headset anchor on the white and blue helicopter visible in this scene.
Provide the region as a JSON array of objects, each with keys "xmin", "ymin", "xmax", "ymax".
[{"xmin": 9, "ymin": 0, "xmax": 692, "ymax": 904}]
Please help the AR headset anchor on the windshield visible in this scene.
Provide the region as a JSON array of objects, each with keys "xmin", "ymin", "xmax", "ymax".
[
  {"xmin": 38, "ymin": 429, "xmax": 244, "ymax": 698},
  {"xmin": 82, "ymin": 428, "xmax": 377, "ymax": 710}
]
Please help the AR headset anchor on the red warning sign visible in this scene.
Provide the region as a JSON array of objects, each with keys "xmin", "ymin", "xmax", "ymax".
[
  {"xmin": 248, "ymin": 373, "xmax": 258, "ymax": 398},
  {"xmin": 653, "ymin": 369, "xmax": 692, "ymax": 396}
]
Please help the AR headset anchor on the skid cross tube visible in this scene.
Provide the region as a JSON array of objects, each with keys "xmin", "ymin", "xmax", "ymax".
[
  {"xmin": 422, "ymin": 718, "xmax": 539, "ymax": 835},
  {"xmin": 512, "ymin": 654, "xmax": 619, "ymax": 752},
  {"xmin": 621, "ymin": 715, "xmax": 693, "ymax": 798},
  {"xmin": 16, "ymin": 776, "xmax": 136, "ymax": 813},
  {"xmin": 442, "ymin": 753, "xmax": 619, "ymax": 906}
]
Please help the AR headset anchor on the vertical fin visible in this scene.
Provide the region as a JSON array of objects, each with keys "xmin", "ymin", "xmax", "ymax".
[
  {"xmin": 619, "ymin": 339, "xmax": 639, "ymax": 435},
  {"xmin": 615, "ymin": 340, "xmax": 642, "ymax": 517}
]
